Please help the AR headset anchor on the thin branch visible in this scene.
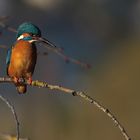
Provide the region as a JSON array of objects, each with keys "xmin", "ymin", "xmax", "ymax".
[
  {"xmin": 32, "ymin": 80, "xmax": 131, "ymax": 140},
  {"xmin": 0, "ymin": 45, "xmax": 7, "ymax": 49},
  {"xmin": 0, "ymin": 16, "xmax": 9, "ymax": 22},
  {"xmin": 36, "ymin": 36, "xmax": 88, "ymax": 68},
  {"xmin": 0, "ymin": 22, "xmax": 17, "ymax": 33},
  {"xmin": 0, "ymin": 16, "xmax": 17, "ymax": 33},
  {"xmin": 0, "ymin": 94, "xmax": 20, "ymax": 140},
  {"xmin": 0, "ymin": 19, "xmax": 91, "ymax": 69},
  {"xmin": 38, "ymin": 42, "xmax": 91, "ymax": 69},
  {"xmin": 0, "ymin": 77, "xmax": 131, "ymax": 140}
]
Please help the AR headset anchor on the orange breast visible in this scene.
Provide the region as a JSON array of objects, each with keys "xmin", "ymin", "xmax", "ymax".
[{"xmin": 8, "ymin": 40, "xmax": 37, "ymax": 78}]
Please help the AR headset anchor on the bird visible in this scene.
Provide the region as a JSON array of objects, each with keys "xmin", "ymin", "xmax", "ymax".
[
  {"xmin": 6, "ymin": 22, "xmax": 41, "ymax": 94},
  {"xmin": 6, "ymin": 22, "xmax": 87, "ymax": 94}
]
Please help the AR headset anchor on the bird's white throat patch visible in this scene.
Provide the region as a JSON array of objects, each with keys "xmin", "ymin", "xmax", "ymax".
[
  {"xmin": 17, "ymin": 34, "xmax": 37, "ymax": 43},
  {"xmin": 17, "ymin": 35, "xmax": 24, "ymax": 40}
]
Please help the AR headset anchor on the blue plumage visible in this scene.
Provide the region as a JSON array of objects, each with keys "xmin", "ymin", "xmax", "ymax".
[
  {"xmin": 6, "ymin": 48, "xmax": 12, "ymax": 75},
  {"xmin": 22, "ymin": 36, "xmax": 33, "ymax": 41},
  {"xmin": 6, "ymin": 48, "xmax": 12, "ymax": 65},
  {"xmin": 16, "ymin": 22, "xmax": 41, "ymax": 38}
]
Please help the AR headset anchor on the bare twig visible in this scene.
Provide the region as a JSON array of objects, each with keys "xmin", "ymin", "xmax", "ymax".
[
  {"xmin": 0, "ymin": 16, "xmax": 17, "ymax": 33},
  {"xmin": 0, "ymin": 45, "xmax": 7, "ymax": 49},
  {"xmin": 0, "ymin": 19, "xmax": 91, "ymax": 69},
  {"xmin": 38, "ymin": 42, "xmax": 91, "ymax": 69},
  {"xmin": 0, "ymin": 94, "xmax": 20, "ymax": 140},
  {"xmin": 0, "ymin": 77, "xmax": 131, "ymax": 140},
  {"xmin": 0, "ymin": 22, "xmax": 17, "ymax": 33},
  {"xmin": 0, "ymin": 16, "xmax": 10, "ymax": 23},
  {"xmin": 32, "ymin": 80, "xmax": 131, "ymax": 140}
]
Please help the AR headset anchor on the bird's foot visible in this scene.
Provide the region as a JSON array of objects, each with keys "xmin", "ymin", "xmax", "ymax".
[
  {"xmin": 13, "ymin": 77, "xmax": 19, "ymax": 83},
  {"xmin": 27, "ymin": 77, "xmax": 32, "ymax": 85}
]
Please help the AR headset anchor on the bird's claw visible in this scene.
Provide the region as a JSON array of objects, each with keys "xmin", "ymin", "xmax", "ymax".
[
  {"xmin": 27, "ymin": 77, "xmax": 32, "ymax": 85},
  {"xmin": 13, "ymin": 77, "xmax": 19, "ymax": 83}
]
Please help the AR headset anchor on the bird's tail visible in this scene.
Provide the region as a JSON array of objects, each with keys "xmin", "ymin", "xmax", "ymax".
[{"xmin": 16, "ymin": 84, "xmax": 27, "ymax": 94}]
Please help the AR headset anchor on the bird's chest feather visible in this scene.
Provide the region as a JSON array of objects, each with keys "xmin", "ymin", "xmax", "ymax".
[
  {"xmin": 12, "ymin": 41, "xmax": 35, "ymax": 65},
  {"xmin": 9, "ymin": 40, "xmax": 37, "ymax": 77}
]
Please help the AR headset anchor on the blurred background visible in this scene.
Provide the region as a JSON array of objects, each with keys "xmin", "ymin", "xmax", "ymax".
[{"xmin": 0, "ymin": 0, "xmax": 139, "ymax": 140}]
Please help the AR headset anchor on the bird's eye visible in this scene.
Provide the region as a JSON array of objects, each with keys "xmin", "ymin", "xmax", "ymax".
[
  {"xmin": 33, "ymin": 34, "xmax": 40, "ymax": 37},
  {"xmin": 29, "ymin": 33, "xmax": 33, "ymax": 36}
]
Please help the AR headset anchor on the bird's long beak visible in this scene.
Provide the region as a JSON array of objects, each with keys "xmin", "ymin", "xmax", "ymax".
[{"xmin": 34, "ymin": 37, "xmax": 57, "ymax": 49}]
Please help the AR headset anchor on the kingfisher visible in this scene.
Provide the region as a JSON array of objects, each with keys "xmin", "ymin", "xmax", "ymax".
[
  {"xmin": 5, "ymin": 22, "xmax": 87, "ymax": 94},
  {"xmin": 6, "ymin": 22, "xmax": 42, "ymax": 94}
]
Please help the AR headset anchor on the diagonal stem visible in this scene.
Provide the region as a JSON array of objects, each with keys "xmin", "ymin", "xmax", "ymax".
[
  {"xmin": 0, "ymin": 20, "xmax": 91, "ymax": 69},
  {"xmin": 0, "ymin": 94, "xmax": 20, "ymax": 140},
  {"xmin": 32, "ymin": 80, "xmax": 131, "ymax": 140}
]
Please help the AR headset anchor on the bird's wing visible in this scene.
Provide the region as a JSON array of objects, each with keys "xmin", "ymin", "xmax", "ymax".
[
  {"xmin": 6, "ymin": 48, "xmax": 12, "ymax": 65},
  {"xmin": 6, "ymin": 46, "xmax": 12, "ymax": 75}
]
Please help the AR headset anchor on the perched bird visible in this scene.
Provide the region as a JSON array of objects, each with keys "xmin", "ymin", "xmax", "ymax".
[
  {"xmin": 6, "ymin": 22, "xmax": 87, "ymax": 94},
  {"xmin": 6, "ymin": 22, "xmax": 41, "ymax": 94}
]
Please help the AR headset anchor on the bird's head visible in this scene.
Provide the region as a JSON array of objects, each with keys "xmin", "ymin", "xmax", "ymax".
[
  {"xmin": 17, "ymin": 22, "xmax": 57, "ymax": 49},
  {"xmin": 16, "ymin": 22, "xmax": 41, "ymax": 39}
]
